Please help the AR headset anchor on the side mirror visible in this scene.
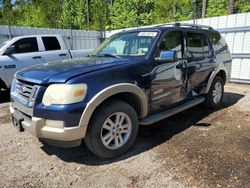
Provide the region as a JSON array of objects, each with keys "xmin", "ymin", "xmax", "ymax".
[
  {"xmin": 155, "ymin": 51, "xmax": 176, "ymax": 63},
  {"xmin": 3, "ymin": 45, "xmax": 15, "ymax": 56}
]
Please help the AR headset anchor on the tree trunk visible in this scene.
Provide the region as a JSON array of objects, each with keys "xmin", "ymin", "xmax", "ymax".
[
  {"xmin": 202, "ymin": 0, "xmax": 207, "ymax": 18},
  {"xmin": 228, "ymin": 0, "xmax": 235, "ymax": 14}
]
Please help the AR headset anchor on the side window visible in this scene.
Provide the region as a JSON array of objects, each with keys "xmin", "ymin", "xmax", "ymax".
[
  {"xmin": 187, "ymin": 32, "xmax": 211, "ymax": 59},
  {"xmin": 202, "ymin": 35, "xmax": 210, "ymax": 55},
  {"xmin": 12, "ymin": 38, "xmax": 38, "ymax": 54},
  {"xmin": 187, "ymin": 33, "xmax": 203, "ymax": 58},
  {"xmin": 42, "ymin": 37, "xmax": 61, "ymax": 51},
  {"xmin": 209, "ymin": 32, "xmax": 229, "ymax": 54},
  {"xmin": 157, "ymin": 31, "xmax": 183, "ymax": 59}
]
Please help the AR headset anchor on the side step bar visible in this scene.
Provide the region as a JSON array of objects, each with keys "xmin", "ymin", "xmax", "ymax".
[{"xmin": 140, "ymin": 97, "xmax": 205, "ymax": 125}]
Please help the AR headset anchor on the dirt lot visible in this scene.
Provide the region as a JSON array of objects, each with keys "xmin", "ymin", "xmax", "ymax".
[{"xmin": 0, "ymin": 83, "xmax": 249, "ymax": 188}]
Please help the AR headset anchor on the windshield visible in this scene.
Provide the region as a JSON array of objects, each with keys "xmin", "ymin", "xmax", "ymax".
[{"xmin": 92, "ymin": 31, "xmax": 158, "ymax": 57}]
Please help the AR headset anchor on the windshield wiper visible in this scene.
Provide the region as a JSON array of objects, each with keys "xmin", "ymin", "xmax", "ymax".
[{"xmin": 96, "ymin": 53, "xmax": 120, "ymax": 58}]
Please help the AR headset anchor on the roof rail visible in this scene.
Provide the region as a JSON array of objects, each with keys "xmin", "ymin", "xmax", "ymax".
[{"xmin": 174, "ymin": 23, "xmax": 213, "ymax": 30}]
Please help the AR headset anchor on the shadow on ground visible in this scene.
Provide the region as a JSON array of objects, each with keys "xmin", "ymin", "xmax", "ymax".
[
  {"xmin": 41, "ymin": 92, "xmax": 244, "ymax": 165},
  {"xmin": 0, "ymin": 89, "xmax": 10, "ymax": 103}
]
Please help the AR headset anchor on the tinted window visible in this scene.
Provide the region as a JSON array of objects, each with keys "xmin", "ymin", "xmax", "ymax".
[
  {"xmin": 202, "ymin": 35, "xmax": 210, "ymax": 55},
  {"xmin": 158, "ymin": 31, "xmax": 183, "ymax": 59},
  {"xmin": 209, "ymin": 32, "xmax": 229, "ymax": 54},
  {"xmin": 187, "ymin": 32, "xmax": 211, "ymax": 59},
  {"xmin": 187, "ymin": 33, "xmax": 203, "ymax": 58},
  {"xmin": 12, "ymin": 38, "xmax": 38, "ymax": 54},
  {"xmin": 42, "ymin": 37, "xmax": 61, "ymax": 51}
]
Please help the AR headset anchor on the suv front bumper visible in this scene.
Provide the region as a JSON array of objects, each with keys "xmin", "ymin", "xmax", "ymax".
[{"xmin": 10, "ymin": 104, "xmax": 86, "ymax": 147}]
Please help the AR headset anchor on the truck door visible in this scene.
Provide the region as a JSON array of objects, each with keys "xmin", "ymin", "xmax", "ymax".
[
  {"xmin": 150, "ymin": 30, "xmax": 189, "ymax": 112},
  {"xmin": 185, "ymin": 31, "xmax": 214, "ymax": 95},
  {"xmin": 1, "ymin": 37, "xmax": 45, "ymax": 86},
  {"xmin": 40, "ymin": 36, "xmax": 71, "ymax": 62}
]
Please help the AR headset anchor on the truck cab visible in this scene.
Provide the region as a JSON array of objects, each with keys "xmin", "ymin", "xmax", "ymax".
[
  {"xmin": 0, "ymin": 35, "xmax": 92, "ymax": 90},
  {"xmin": 10, "ymin": 23, "xmax": 232, "ymax": 158}
]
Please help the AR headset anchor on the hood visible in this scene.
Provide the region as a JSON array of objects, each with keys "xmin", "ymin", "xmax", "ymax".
[{"xmin": 15, "ymin": 57, "xmax": 129, "ymax": 84}]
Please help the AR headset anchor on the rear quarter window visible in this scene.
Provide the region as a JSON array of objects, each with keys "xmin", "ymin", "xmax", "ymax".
[
  {"xmin": 209, "ymin": 32, "xmax": 229, "ymax": 54},
  {"xmin": 42, "ymin": 37, "xmax": 61, "ymax": 51}
]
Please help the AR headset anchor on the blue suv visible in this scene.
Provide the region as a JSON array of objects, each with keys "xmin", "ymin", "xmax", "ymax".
[{"xmin": 10, "ymin": 23, "xmax": 232, "ymax": 158}]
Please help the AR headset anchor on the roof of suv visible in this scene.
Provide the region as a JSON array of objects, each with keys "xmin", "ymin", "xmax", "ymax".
[{"xmin": 119, "ymin": 23, "xmax": 216, "ymax": 34}]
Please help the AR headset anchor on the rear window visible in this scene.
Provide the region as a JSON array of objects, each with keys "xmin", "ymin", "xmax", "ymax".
[
  {"xmin": 187, "ymin": 32, "xmax": 211, "ymax": 59},
  {"xmin": 209, "ymin": 32, "xmax": 229, "ymax": 54},
  {"xmin": 42, "ymin": 37, "xmax": 61, "ymax": 51}
]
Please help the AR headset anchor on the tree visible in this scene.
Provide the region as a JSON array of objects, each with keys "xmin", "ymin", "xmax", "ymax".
[
  {"xmin": 153, "ymin": 0, "xmax": 194, "ymax": 23},
  {"xmin": 0, "ymin": 0, "xmax": 13, "ymax": 25},
  {"xmin": 111, "ymin": 0, "xmax": 155, "ymax": 29},
  {"xmin": 90, "ymin": 0, "xmax": 111, "ymax": 31},
  {"xmin": 206, "ymin": 0, "xmax": 228, "ymax": 17},
  {"xmin": 60, "ymin": 0, "xmax": 87, "ymax": 29},
  {"xmin": 202, "ymin": 0, "xmax": 207, "ymax": 18},
  {"xmin": 228, "ymin": 0, "xmax": 235, "ymax": 14},
  {"xmin": 235, "ymin": 0, "xmax": 250, "ymax": 13}
]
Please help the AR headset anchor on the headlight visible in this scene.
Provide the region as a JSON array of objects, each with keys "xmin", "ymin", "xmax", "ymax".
[{"xmin": 42, "ymin": 84, "xmax": 87, "ymax": 106}]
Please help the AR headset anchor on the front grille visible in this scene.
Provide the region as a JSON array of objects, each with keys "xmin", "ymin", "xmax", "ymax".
[{"xmin": 16, "ymin": 80, "xmax": 34, "ymax": 100}]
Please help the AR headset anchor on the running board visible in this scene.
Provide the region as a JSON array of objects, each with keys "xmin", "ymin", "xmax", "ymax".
[{"xmin": 140, "ymin": 97, "xmax": 205, "ymax": 125}]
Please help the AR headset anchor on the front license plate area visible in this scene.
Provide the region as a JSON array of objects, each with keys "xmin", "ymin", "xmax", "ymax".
[{"xmin": 12, "ymin": 111, "xmax": 24, "ymax": 132}]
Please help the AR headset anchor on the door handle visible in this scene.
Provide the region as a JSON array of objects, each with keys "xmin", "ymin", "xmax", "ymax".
[
  {"xmin": 59, "ymin": 53, "xmax": 67, "ymax": 57},
  {"xmin": 32, "ymin": 56, "xmax": 41, "ymax": 59}
]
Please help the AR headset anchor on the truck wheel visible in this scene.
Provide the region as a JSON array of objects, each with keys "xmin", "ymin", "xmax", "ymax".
[
  {"xmin": 84, "ymin": 100, "xmax": 139, "ymax": 158},
  {"xmin": 204, "ymin": 76, "xmax": 224, "ymax": 108}
]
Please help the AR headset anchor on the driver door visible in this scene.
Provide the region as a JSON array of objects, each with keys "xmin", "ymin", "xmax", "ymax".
[
  {"xmin": 150, "ymin": 30, "xmax": 189, "ymax": 112},
  {"xmin": 2, "ymin": 37, "xmax": 45, "ymax": 85}
]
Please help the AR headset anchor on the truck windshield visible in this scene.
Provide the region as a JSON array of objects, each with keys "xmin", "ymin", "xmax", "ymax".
[{"xmin": 91, "ymin": 31, "xmax": 158, "ymax": 57}]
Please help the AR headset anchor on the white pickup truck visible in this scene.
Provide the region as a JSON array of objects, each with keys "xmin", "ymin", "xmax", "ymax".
[{"xmin": 0, "ymin": 34, "xmax": 93, "ymax": 90}]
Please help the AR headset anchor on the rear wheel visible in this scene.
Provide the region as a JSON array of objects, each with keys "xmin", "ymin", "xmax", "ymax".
[
  {"xmin": 204, "ymin": 76, "xmax": 224, "ymax": 108},
  {"xmin": 84, "ymin": 100, "xmax": 139, "ymax": 158}
]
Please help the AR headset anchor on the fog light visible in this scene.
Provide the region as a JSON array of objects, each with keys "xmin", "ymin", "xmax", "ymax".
[{"xmin": 46, "ymin": 120, "xmax": 64, "ymax": 128}]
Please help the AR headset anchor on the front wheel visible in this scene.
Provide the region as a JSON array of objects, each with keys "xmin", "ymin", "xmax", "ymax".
[
  {"xmin": 84, "ymin": 100, "xmax": 139, "ymax": 158},
  {"xmin": 204, "ymin": 76, "xmax": 224, "ymax": 108}
]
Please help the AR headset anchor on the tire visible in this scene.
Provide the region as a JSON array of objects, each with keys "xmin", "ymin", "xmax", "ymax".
[
  {"xmin": 84, "ymin": 100, "xmax": 139, "ymax": 158},
  {"xmin": 204, "ymin": 76, "xmax": 224, "ymax": 108}
]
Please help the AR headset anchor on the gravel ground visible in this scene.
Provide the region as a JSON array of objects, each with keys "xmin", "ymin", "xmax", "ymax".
[{"xmin": 0, "ymin": 83, "xmax": 249, "ymax": 188}]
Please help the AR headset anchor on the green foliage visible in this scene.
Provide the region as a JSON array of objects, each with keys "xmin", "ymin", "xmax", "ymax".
[
  {"xmin": 0, "ymin": 0, "xmax": 249, "ymax": 30},
  {"xmin": 153, "ymin": 0, "xmax": 195, "ymax": 23},
  {"xmin": 236, "ymin": 0, "xmax": 250, "ymax": 13},
  {"xmin": 90, "ymin": 0, "xmax": 111, "ymax": 30},
  {"xmin": 60, "ymin": 0, "xmax": 87, "ymax": 29},
  {"xmin": 111, "ymin": 0, "xmax": 155, "ymax": 29},
  {"xmin": 206, "ymin": 0, "xmax": 228, "ymax": 17}
]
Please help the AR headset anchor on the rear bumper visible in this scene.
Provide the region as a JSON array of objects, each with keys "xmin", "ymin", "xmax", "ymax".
[{"xmin": 10, "ymin": 105, "xmax": 85, "ymax": 147}]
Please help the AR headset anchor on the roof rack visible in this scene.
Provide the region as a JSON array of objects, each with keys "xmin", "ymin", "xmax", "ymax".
[
  {"xmin": 174, "ymin": 23, "xmax": 213, "ymax": 30},
  {"xmin": 156, "ymin": 22, "xmax": 213, "ymax": 30}
]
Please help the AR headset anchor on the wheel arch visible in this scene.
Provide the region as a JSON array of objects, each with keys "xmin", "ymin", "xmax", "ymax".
[
  {"xmin": 205, "ymin": 68, "xmax": 227, "ymax": 94},
  {"xmin": 79, "ymin": 83, "xmax": 148, "ymax": 137}
]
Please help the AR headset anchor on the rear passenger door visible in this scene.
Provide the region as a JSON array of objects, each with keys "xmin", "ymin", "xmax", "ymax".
[
  {"xmin": 185, "ymin": 31, "xmax": 214, "ymax": 95},
  {"xmin": 40, "ymin": 36, "xmax": 71, "ymax": 63}
]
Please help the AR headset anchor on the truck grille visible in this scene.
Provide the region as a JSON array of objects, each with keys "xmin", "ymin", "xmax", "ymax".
[{"xmin": 16, "ymin": 80, "xmax": 34, "ymax": 99}]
